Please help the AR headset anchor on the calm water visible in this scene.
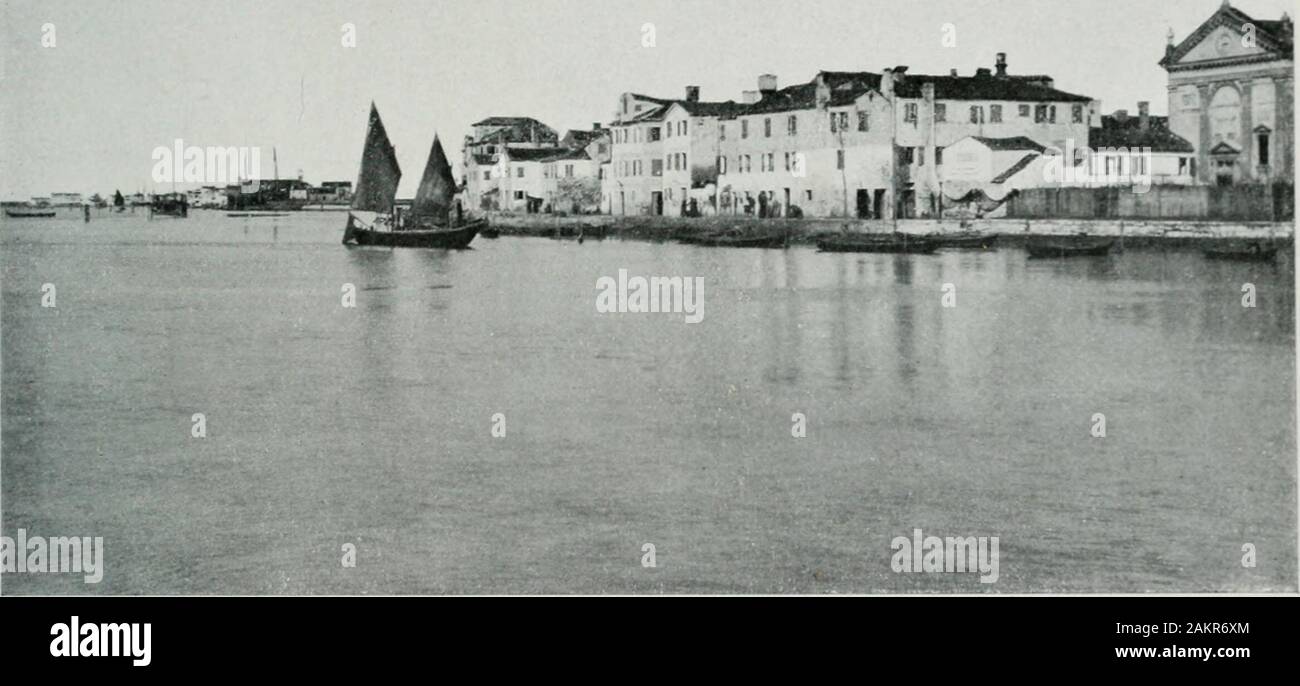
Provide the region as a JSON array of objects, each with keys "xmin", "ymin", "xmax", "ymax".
[{"xmin": 2, "ymin": 211, "xmax": 1295, "ymax": 593}]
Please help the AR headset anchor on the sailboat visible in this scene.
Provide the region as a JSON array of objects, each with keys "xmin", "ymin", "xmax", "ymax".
[{"xmin": 342, "ymin": 104, "xmax": 482, "ymax": 249}]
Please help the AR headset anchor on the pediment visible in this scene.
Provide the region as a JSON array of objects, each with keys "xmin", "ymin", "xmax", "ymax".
[{"xmin": 1162, "ymin": 6, "xmax": 1292, "ymax": 70}]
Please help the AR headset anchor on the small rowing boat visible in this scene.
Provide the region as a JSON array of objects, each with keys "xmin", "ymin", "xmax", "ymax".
[
  {"xmin": 1202, "ymin": 241, "xmax": 1278, "ymax": 262},
  {"xmin": 1024, "ymin": 235, "xmax": 1114, "ymax": 258},
  {"xmin": 816, "ymin": 232, "xmax": 938, "ymax": 254}
]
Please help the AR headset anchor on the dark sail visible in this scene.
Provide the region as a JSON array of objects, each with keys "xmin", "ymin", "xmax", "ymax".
[
  {"xmin": 113, "ymin": 190, "xmax": 125, "ymax": 208},
  {"xmin": 409, "ymin": 134, "xmax": 456, "ymax": 221},
  {"xmin": 351, "ymin": 103, "xmax": 402, "ymax": 213}
]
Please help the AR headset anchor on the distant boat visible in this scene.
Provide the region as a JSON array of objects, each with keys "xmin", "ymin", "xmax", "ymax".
[
  {"xmin": 227, "ymin": 212, "xmax": 289, "ymax": 218},
  {"xmin": 1024, "ymin": 235, "xmax": 1114, "ymax": 258},
  {"xmin": 149, "ymin": 193, "xmax": 188, "ymax": 218},
  {"xmin": 932, "ymin": 230, "xmax": 998, "ymax": 250},
  {"xmin": 4, "ymin": 207, "xmax": 57, "ymax": 218},
  {"xmin": 342, "ymin": 104, "xmax": 482, "ymax": 249},
  {"xmin": 817, "ymin": 232, "xmax": 938, "ymax": 254},
  {"xmin": 1202, "ymin": 241, "xmax": 1278, "ymax": 262}
]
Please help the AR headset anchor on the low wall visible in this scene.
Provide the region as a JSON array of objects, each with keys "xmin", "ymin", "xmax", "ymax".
[{"xmin": 483, "ymin": 211, "xmax": 1292, "ymax": 247}]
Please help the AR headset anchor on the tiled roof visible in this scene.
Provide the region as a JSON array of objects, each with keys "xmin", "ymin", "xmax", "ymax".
[
  {"xmin": 473, "ymin": 116, "xmax": 549, "ymax": 127},
  {"xmin": 738, "ymin": 69, "xmax": 1090, "ymax": 117},
  {"xmin": 1089, "ymin": 113, "xmax": 1194, "ymax": 153},
  {"xmin": 542, "ymin": 148, "xmax": 592, "ymax": 162},
  {"xmin": 972, "ymin": 136, "xmax": 1048, "ymax": 152},
  {"xmin": 504, "ymin": 147, "xmax": 561, "ymax": 162}
]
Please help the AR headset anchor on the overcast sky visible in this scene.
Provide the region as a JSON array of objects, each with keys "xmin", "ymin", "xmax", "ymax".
[{"xmin": 0, "ymin": 0, "xmax": 1292, "ymax": 199}]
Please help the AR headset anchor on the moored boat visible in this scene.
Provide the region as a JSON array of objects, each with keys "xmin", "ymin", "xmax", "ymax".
[
  {"xmin": 4, "ymin": 207, "xmax": 57, "ymax": 218},
  {"xmin": 694, "ymin": 229, "xmax": 788, "ymax": 248},
  {"xmin": 1024, "ymin": 235, "xmax": 1114, "ymax": 258},
  {"xmin": 932, "ymin": 230, "xmax": 998, "ymax": 250},
  {"xmin": 1202, "ymin": 241, "xmax": 1278, "ymax": 261},
  {"xmin": 816, "ymin": 232, "xmax": 938, "ymax": 254}
]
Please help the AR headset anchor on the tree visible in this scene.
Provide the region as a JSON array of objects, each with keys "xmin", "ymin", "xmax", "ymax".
[{"xmin": 555, "ymin": 176, "xmax": 601, "ymax": 214}]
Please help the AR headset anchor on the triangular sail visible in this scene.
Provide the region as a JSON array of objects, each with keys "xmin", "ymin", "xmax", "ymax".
[
  {"xmin": 351, "ymin": 103, "xmax": 402, "ymax": 213},
  {"xmin": 410, "ymin": 134, "xmax": 457, "ymax": 221}
]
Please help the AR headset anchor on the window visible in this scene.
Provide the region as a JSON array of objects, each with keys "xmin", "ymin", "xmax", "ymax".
[
  {"xmin": 787, "ymin": 115, "xmax": 797, "ymax": 135},
  {"xmin": 784, "ymin": 152, "xmax": 790, "ymax": 171},
  {"xmin": 764, "ymin": 118, "xmax": 772, "ymax": 137},
  {"xmin": 916, "ymin": 146, "xmax": 925, "ymax": 166},
  {"xmin": 745, "ymin": 155, "xmax": 752, "ymax": 172},
  {"xmin": 935, "ymin": 104, "xmax": 946, "ymax": 122},
  {"xmin": 681, "ymin": 153, "xmax": 687, "ymax": 169},
  {"xmin": 969, "ymin": 106, "xmax": 983, "ymax": 124},
  {"xmin": 766, "ymin": 153, "xmax": 774, "ymax": 171},
  {"xmin": 838, "ymin": 112, "xmax": 849, "ymax": 131},
  {"xmin": 482, "ymin": 171, "xmax": 490, "ymax": 180},
  {"xmin": 1034, "ymin": 104, "xmax": 1047, "ymax": 123},
  {"xmin": 651, "ymin": 159, "xmax": 663, "ymax": 176},
  {"xmin": 990, "ymin": 105, "xmax": 1002, "ymax": 123},
  {"xmin": 514, "ymin": 191, "xmax": 524, "ymax": 200},
  {"xmin": 565, "ymin": 164, "xmax": 573, "ymax": 178},
  {"xmin": 805, "ymin": 190, "xmax": 813, "ymax": 201},
  {"xmin": 829, "ymin": 112, "xmax": 837, "ymax": 132},
  {"xmin": 936, "ymin": 146, "xmax": 944, "ymax": 165},
  {"xmin": 857, "ymin": 112, "xmax": 869, "ymax": 131},
  {"xmin": 1049, "ymin": 105, "xmax": 1057, "ymax": 123},
  {"xmin": 1072, "ymin": 105, "xmax": 1083, "ymax": 123},
  {"xmin": 904, "ymin": 103, "xmax": 917, "ymax": 123},
  {"xmin": 1258, "ymin": 131, "xmax": 1271, "ymax": 166},
  {"xmin": 742, "ymin": 120, "xmax": 749, "ymax": 138},
  {"xmin": 836, "ymin": 150, "xmax": 845, "ymax": 169},
  {"xmin": 899, "ymin": 147, "xmax": 914, "ymax": 165},
  {"xmin": 1019, "ymin": 104, "xmax": 1030, "ymax": 118},
  {"xmin": 720, "ymin": 123, "xmax": 726, "ymax": 140},
  {"xmin": 516, "ymin": 167, "xmax": 524, "ymax": 178}
]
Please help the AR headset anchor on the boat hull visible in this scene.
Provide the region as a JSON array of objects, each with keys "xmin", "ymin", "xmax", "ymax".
[
  {"xmin": 695, "ymin": 234, "xmax": 788, "ymax": 248},
  {"xmin": 933, "ymin": 232, "xmax": 998, "ymax": 249},
  {"xmin": 1024, "ymin": 237, "xmax": 1114, "ymax": 258},
  {"xmin": 344, "ymin": 218, "xmax": 483, "ymax": 249},
  {"xmin": 4, "ymin": 209, "xmax": 57, "ymax": 218},
  {"xmin": 1202, "ymin": 244, "xmax": 1278, "ymax": 261},
  {"xmin": 817, "ymin": 234, "xmax": 938, "ymax": 254}
]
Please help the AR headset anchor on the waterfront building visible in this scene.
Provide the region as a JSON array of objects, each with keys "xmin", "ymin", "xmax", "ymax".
[
  {"xmin": 939, "ymin": 136, "xmax": 1057, "ymax": 215},
  {"xmin": 1086, "ymin": 104, "xmax": 1197, "ymax": 185},
  {"xmin": 1161, "ymin": 1, "xmax": 1293, "ymax": 184},
  {"xmin": 609, "ymin": 55, "xmax": 1095, "ymax": 219},
  {"xmin": 603, "ymin": 88, "xmax": 744, "ymax": 216},
  {"xmin": 50, "ymin": 192, "xmax": 84, "ymax": 206},
  {"xmin": 463, "ymin": 116, "xmax": 560, "ymax": 211}
]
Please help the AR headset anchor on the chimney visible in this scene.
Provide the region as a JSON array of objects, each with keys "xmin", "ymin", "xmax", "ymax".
[
  {"xmin": 592, "ymin": 122, "xmax": 601, "ymax": 130},
  {"xmin": 1114, "ymin": 109, "xmax": 1129, "ymax": 123},
  {"xmin": 949, "ymin": 68, "xmax": 958, "ymax": 76},
  {"xmin": 742, "ymin": 90, "xmax": 760, "ymax": 105},
  {"xmin": 922, "ymin": 82, "xmax": 935, "ymax": 103},
  {"xmin": 975, "ymin": 67, "xmax": 992, "ymax": 78},
  {"xmin": 758, "ymin": 74, "xmax": 778, "ymax": 93},
  {"xmin": 881, "ymin": 68, "xmax": 894, "ymax": 99},
  {"xmin": 1138, "ymin": 101, "xmax": 1149, "ymax": 130},
  {"xmin": 685, "ymin": 85, "xmax": 700, "ymax": 102},
  {"xmin": 995, "ymin": 52, "xmax": 1007, "ymax": 77}
]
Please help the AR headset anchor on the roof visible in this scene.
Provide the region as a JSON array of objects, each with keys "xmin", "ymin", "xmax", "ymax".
[
  {"xmin": 971, "ymin": 136, "xmax": 1048, "ymax": 152},
  {"xmin": 541, "ymin": 148, "xmax": 592, "ymax": 162},
  {"xmin": 473, "ymin": 116, "xmax": 550, "ymax": 128},
  {"xmin": 503, "ymin": 146, "xmax": 560, "ymax": 162},
  {"xmin": 1089, "ymin": 113, "xmax": 1194, "ymax": 153},
  {"xmin": 991, "ymin": 154, "xmax": 1040, "ymax": 184},
  {"xmin": 470, "ymin": 117, "xmax": 558, "ymax": 145},
  {"xmin": 735, "ymin": 69, "xmax": 1090, "ymax": 117},
  {"xmin": 562, "ymin": 128, "xmax": 608, "ymax": 145}
]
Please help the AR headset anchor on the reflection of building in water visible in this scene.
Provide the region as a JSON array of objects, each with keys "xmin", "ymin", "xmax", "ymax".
[{"xmin": 1161, "ymin": 1, "xmax": 1294, "ymax": 184}]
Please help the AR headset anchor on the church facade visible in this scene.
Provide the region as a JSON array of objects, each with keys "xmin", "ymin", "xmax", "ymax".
[{"xmin": 1160, "ymin": 2, "xmax": 1294, "ymax": 185}]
